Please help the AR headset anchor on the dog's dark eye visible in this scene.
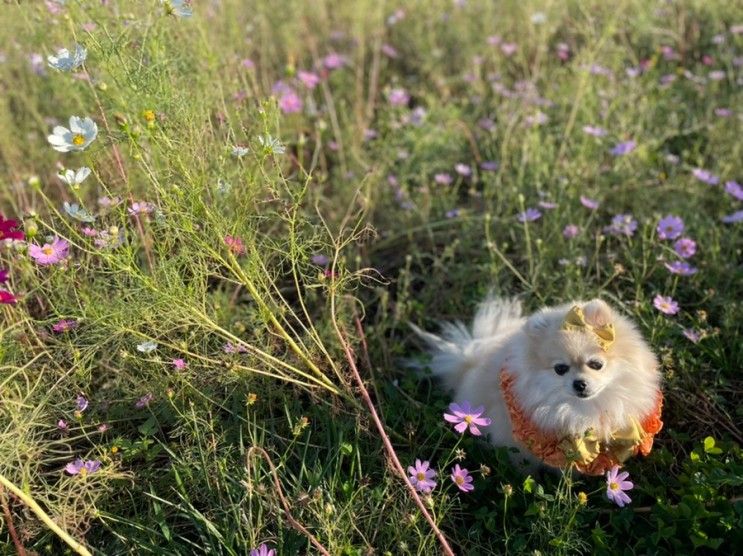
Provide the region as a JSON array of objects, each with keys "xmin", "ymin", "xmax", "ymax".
[
  {"xmin": 553, "ymin": 363, "xmax": 570, "ymax": 375},
  {"xmin": 587, "ymin": 360, "xmax": 603, "ymax": 370}
]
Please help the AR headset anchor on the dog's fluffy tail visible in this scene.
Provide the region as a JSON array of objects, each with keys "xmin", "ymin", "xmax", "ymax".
[{"xmin": 409, "ymin": 297, "xmax": 521, "ymax": 389}]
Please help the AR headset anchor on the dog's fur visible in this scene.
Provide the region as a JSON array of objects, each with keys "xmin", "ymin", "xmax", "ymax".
[{"xmin": 411, "ymin": 297, "xmax": 660, "ymax": 471}]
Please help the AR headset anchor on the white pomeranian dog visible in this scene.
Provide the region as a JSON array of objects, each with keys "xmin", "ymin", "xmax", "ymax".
[{"xmin": 411, "ymin": 297, "xmax": 663, "ymax": 475}]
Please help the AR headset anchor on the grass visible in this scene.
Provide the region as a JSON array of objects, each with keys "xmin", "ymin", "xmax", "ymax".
[{"xmin": 1, "ymin": 0, "xmax": 742, "ymax": 554}]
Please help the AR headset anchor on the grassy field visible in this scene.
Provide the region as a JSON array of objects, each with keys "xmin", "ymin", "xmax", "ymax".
[{"xmin": 1, "ymin": 0, "xmax": 742, "ymax": 554}]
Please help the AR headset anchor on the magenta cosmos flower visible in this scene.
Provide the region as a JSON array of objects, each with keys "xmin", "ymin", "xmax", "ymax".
[
  {"xmin": 653, "ymin": 294, "xmax": 679, "ymax": 315},
  {"xmin": 609, "ymin": 140, "xmax": 636, "ymax": 156},
  {"xmin": 0, "ymin": 290, "xmax": 16, "ymax": 304},
  {"xmin": 517, "ymin": 208, "xmax": 542, "ymax": 223},
  {"xmin": 450, "ymin": 464, "xmax": 474, "ymax": 493},
  {"xmin": 408, "ymin": 459, "xmax": 437, "ymax": 493},
  {"xmin": 249, "ymin": 544, "xmax": 276, "ymax": 556},
  {"xmin": 656, "ymin": 215, "xmax": 684, "ymax": 240},
  {"xmin": 605, "ymin": 465, "xmax": 633, "ymax": 507},
  {"xmin": 0, "ymin": 215, "xmax": 25, "ymax": 241},
  {"xmin": 444, "ymin": 401, "xmax": 492, "ymax": 435},
  {"xmin": 65, "ymin": 458, "xmax": 101, "ymax": 476},
  {"xmin": 673, "ymin": 237, "xmax": 696, "ymax": 258},
  {"xmin": 28, "ymin": 237, "xmax": 69, "ymax": 265}
]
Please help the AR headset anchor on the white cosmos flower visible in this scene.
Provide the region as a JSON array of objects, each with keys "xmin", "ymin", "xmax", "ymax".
[
  {"xmin": 161, "ymin": 0, "xmax": 192, "ymax": 17},
  {"xmin": 47, "ymin": 116, "xmax": 98, "ymax": 152},
  {"xmin": 58, "ymin": 166, "xmax": 91, "ymax": 188},
  {"xmin": 47, "ymin": 44, "xmax": 87, "ymax": 72},
  {"xmin": 137, "ymin": 340, "xmax": 158, "ymax": 353},
  {"xmin": 63, "ymin": 202, "xmax": 96, "ymax": 223},
  {"xmin": 231, "ymin": 145, "xmax": 249, "ymax": 157}
]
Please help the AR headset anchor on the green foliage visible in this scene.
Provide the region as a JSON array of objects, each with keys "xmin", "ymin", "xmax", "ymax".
[{"xmin": 0, "ymin": 0, "xmax": 741, "ymax": 554}]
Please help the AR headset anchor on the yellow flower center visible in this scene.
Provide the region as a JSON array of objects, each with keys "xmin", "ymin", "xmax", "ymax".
[
  {"xmin": 143, "ymin": 110, "xmax": 156, "ymax": 122},
  {"xmin": 609, "ymin": 481, "xmax": 619, "ymax": 491},
  {"xmin": 80, "ymin": 468, "xmax": 88, "ymax": 477},
  {"xmin": 455, "ymin": 476, "xmax": 464, "ymax": 485},
  {"xmin": 416, "ymin": 472, "xmax": 425, "ymax": 481},
  {"xmin": 42, "ymin": 246, "xmax": 54, "ymax": 255},
  {"xmin": 111, "ymin": 446, "xmax": 119, "ymax": 454},
  {"xmin": 464, "ymin": 415, "xmax": 473, "ymax": 424},
  {"xmin": 72, "ymin": 134, "xmax": 85, "ymax": 146}
]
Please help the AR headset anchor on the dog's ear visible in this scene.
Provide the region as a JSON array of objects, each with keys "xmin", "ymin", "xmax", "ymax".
[
  {"xmin": 526, "ymin": 310, "xmax": 552, "ymax": 338},
  {"xmin": 582, "ymin": 299, "xmax": 613, "ymax": 327}
]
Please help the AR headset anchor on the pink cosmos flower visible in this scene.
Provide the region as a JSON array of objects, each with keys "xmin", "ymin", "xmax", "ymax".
[
  {"xmin": 323, "ymin": 53, "xmax": 346, "ymax": 70},
  {"xmin": 673, "ymin": 237, "xmax": 696, "ymax": 259},
  {"xmin": 408, "ymin": 459, "xmax": 437, "ymax": 493},
  {"xmin": 381, "ymin": 44, "xmax": 398, "ymax": 58},
  {"xmin": 135, "ymin": 393, "xmax": 154, "ymax": 409},
  {"xmin": 443, "ymin": 401, "xmax": 492, "ymax": 435},
  {"xmin": 682, "ymin": 329, "xmax": 702, "ymax": 343},
  {"xmin": 52, "ymin": 319, "xmax": 78, "ymax": 333},
  {"xmin": 65, "ymin": 459, "xmax": 101, "ymax": 476},
  {"xmin": 580, "ymin": 196, "xmax": 599, "ymax": 210},
  {"xmin": 249, "ymin": 544, "xmax": 276, "ymax": 556},
  {"xmin": 224, "ymin": 342, "xmax": 248, "ymax": 354},
  {"xmin": 57, "ymin": 419, "xmax": 69, "ymax": 431},
  {"xmin": 297, "ymin": 70, "xmax": 320, "ymax": 89},
  {"xmin": 455, "ymin": 163, "xmax": 472, "ymax": 177},
  {"xmin": 450, "ymin": 464, "xmax": 474, "ymax": 492},
  {"xmin": 172, "ymin": 358, "xmax": 187, "ymax": 370},
  {"xmin": 563, "ymin": 224, "xmax": 580, "ymax": 239},
  {"xmin": 653, "ymin": 294, "xmax": 679, "ymax": 315},
  {"xmin": 224, "ymin": 235, "xmax": 246, "ymax": 255},
  {"xmin": 538, "ymin": 201, "xmax": 558, "ymax": 210},
  {"xmin": 28, "ymin": 237, "xmax": 69, "ymax": 265},
  {"xmin": 434, "ymin": 173, "xmax": 453, "ymax": 185},
  {"xmin": 241, "ymin": 58, "xmax": 255, "ymax": 70},
  {"xmin": 82, "ymin": 226, "xmax": 98, "ymax": 237},
  {"xmin": 279, "ymin": 89, "xmax": 303, "ymax": 114},
  {"xmin": 605, "ymin": 465, "xmax": 633, "ymax": 507},
  {"xmin": 128, "ymin": 201, "xmax": 155, "ymax": 216},
  {"xmin": 582, "ymin": 125, "xmax": 607, "ymax": 137},
  {"xmin": 500, "ymin": 43, "xmax": 517, "ymax": 56},
  {"xmin": 387, "ymin": 88, "xmax": 410, "ymax": 107}
]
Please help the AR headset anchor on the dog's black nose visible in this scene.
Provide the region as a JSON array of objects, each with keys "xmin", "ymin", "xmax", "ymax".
[{"xmin": 573, "ymin": 380, "xmax": 587, "ymax": 393}]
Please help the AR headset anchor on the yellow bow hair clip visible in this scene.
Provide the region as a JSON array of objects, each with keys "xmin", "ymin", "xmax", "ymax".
[{"xmin": 561, "ymin": 305, "xmax": 615, "ymax": 351}]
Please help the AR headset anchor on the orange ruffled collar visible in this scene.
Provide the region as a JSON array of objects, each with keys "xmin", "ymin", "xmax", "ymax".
[{"xmin": 500, "ymin": 369, "xmax": 663, "ymax": 476}]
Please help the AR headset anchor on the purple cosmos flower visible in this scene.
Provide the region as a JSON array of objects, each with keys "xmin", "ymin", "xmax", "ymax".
[
  {"xmin": 656, "ymin": 215, "xmax": 684, "ymax": 240},
  {"xmin": 691, "ymin": 168, "xmax": 719, "ymax": 185},
  {"xmin": 28, "ymin": 237, "xmax": 69, "ymax": 265},
  {"xmin": 249, "ymin": 544, "xmax": 276, "ymax": 556},
  {"xmin": 478, "ymin": 117, "xmax": 495, "ymax": 131},
  {"xmin": 682, "ymin": 329, "xmax": 702, "ymax": 343},
  {"xmin": 387, "ymin": 88, "xmax": 410, "ymax": 107},
  {"xmin": 297, "ymin": 70, "xmax": 320, "ymax": 89},
  {"xmin": 241, "ymin": 58, "xmax": 255, "ymax": 70},
  {"xmin": 605, "ymin": 466, "xmax": 633, "ymax": 507},
  {"xmin": 517, "ymin": 208, "xmax": 542, "ymax": 223},
  {"xmin": 563, "ymin": 224, "xmax": 580, "ymax": 239},
  {"xmin": 580, "ymin": 196, "xmax": 599, "ymax": 210},
  {"xmin": 434, "ymin": 173, "xmax": 453, "ymax": 185},
  {"xmin": 610, "ymin": 141, "xmax": 636, "ymax": 156},
  {"xmin": 445, "ymin": 208, "xmax": 461, "ymax": 219},
  {"xmin": 224, "ymin": 342, "xmax": 248, "ymax": 354},
  {"xmin": 673, "ymin": 237, "xmax": 696, "ymax": 258},
  {"xmin": 487, "ymin": 35, "xmax": 502, "ymax": 46},
  {"xmin": 722, "ymin": 211, "xmax": 743, "ymax": 223},
  {"xmin": 582, "ymin": 125, "xmax": 607, "ymax": 137},
  {"xmin": 664, "ymin": 261, "xmax": 698, "ymax": 276},
  {"xmin": 408, "ymin": 459, "xmax": 437, "ymax": 493},
  {"xmin": 455, "ymin": 163, "xmax": 472, "ymax": 177},
  {"xmin": 480, "ymin": 160, "xmax": 499, "ymax": 172},
  {"xmin": 443, "ymin": 401, "xmax": 492, "ymax": 435},
  {"xmin": 311, "ymin": 254, "xmax": 330, "ymax": 266},
  {"xmin": 724, "ymin": 181, "xmax": 743, "ymax": 201},
  {"xmin": 604, "ymin": 214, "xmax": 638, "ymax": 237},
  {"xmin": 65, "ymin": 459, "xmax": 101, "ymax": 476},
  {"xmin": 135, "ymin": 393, "xmax": 154, "ymax": 409},
  {"xmin": 172, "ymin": 358, "xmax": 187, "ymax": 370},
  {"xmin": 653, "ymin": 294, "xmax": 680, "ymax": 315},
  {"xmin": 278, "ymin": 89, "xmax": 303, "ymax": 114},
  {"xmin": 75, "ymin": 395, "xmax": 89, "ymax": 412},
  {"xmin": 52, "ymin": 319, "xmax": 78, "ymax": 333},
  {"xmin": 450, "ymin": 464, "xmax": 474, "ymax": 492}
]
